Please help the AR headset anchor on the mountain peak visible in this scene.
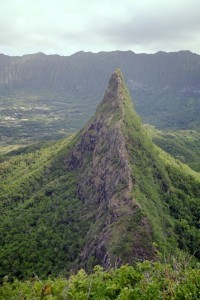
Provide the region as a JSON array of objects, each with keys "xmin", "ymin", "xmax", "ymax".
[
  {"xmin": 93, "ymin": 68, "xmax": 133, "ymax": 130},
  {"xmin": 101, "ymin": 69, "xmax": 124, "ymax": 109},
  {"xmin": 68, "ymin": 70, "xmax": 156, "ymax": 268},
  {"xmin": 108, "ymin": 68, "xmax": 123, "ymax": 87}
]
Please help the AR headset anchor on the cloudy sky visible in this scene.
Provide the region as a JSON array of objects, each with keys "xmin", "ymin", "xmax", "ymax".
[{"xmin": 1, "ymin": 0, "xmax": 200, "ymax": 56}]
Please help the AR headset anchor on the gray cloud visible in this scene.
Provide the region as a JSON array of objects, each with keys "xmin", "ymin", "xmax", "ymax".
[
  {"xmin": 0, "ymin": 0, "xmax": 200, "ymax": 55},
  {"xmin": 94, "ymin": 0, "xmax": 200, "ymax": 52}
]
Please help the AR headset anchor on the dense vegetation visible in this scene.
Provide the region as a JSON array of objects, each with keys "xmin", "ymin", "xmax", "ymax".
[
  {"xmin": 0, "ymin": 138, "xmax": 90, "ymax": 281},
  {"xmin": 151, "ymin": 128, "xmax": 200, "ymax": 172},
  {"xmin": 120, "ymin": 74, "xmax": 200, "ymax": 261},
  {"xmin": 1, "ymin": 261, "xmax": 199, "ymax": 299},
  {"xmin": 0, "ymin": 70, "xmax": 199, "ymax": 290}
]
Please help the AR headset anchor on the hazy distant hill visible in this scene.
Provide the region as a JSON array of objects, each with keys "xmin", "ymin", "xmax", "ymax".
[{"xmin": 0, "ymin": 50, "xmax": 200, "ymax": 143}]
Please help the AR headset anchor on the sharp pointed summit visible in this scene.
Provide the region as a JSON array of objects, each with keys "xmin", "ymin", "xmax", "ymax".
[
  {"xmin": 101, "ymin": 69, "xmax": 125, "ymax": 108},
  {"xmin": 87, "ymin": 69, "xmax": 130, "ymax": 128},
  {"xmin": 68, "ymin": 70, "xmax": 156, "ymax": 268}
]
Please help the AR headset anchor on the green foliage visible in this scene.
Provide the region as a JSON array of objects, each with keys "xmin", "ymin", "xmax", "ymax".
[
  {"xmin": 0, "ymin": 137, "xmax": 90, "ymax": 281},
  {"xmin": 151, "ymin": 128, "xmax": 200, "ymax": 172},
  {"xmin": 0, "ymin": 262, "xmax": 199, "ymax": 299},
  {"xmin": 157, "ymin": 148, "xmax": 200, "ymax": 258},
  {"xmin": 121, "ymin": 87, "xmax": 200, "ymax": 259}
]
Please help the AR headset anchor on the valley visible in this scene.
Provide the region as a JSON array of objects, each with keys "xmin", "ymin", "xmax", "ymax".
[{"xmin": 0, "ymin": 93, "xmax": 88, "ymax": 146}]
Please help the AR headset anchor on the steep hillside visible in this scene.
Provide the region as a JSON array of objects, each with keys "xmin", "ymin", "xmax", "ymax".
[
  {"xmin": 151, "ymin": 128, "xmax": 200, "ymax": 172},
  {"xmin": 0, "ymin": 50, "xmax": 200, "ymax": 145},
  {"xmin": 0, "ymin": 70, "xmax": 199, "ymax": 281}
]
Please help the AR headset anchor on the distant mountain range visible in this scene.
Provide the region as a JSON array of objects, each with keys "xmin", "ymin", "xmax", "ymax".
[{"xmin": 0, "ymin": 50, "xmax": 200, "ymax": 139}]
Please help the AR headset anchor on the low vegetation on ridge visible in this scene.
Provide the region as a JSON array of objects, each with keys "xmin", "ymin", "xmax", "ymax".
[{"xmin": 1, "ymin": 261, "xmax": 200, "ymax": 299}]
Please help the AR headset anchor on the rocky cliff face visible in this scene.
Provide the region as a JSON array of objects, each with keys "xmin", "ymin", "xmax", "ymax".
[{"xmin": 68, "ymin": 70, "xmax": 155, "ymax": 269}]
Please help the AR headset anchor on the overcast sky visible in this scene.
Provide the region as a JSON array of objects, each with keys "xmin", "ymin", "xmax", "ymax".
[{"xmin": 1, "ymin": 0, "xmax": 200, "ymax": 56}]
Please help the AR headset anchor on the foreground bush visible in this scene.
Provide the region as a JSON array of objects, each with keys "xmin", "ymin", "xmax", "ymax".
[{"xmin": 0, "ymin": 261, "xmax": 200, "ymax": 299}]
